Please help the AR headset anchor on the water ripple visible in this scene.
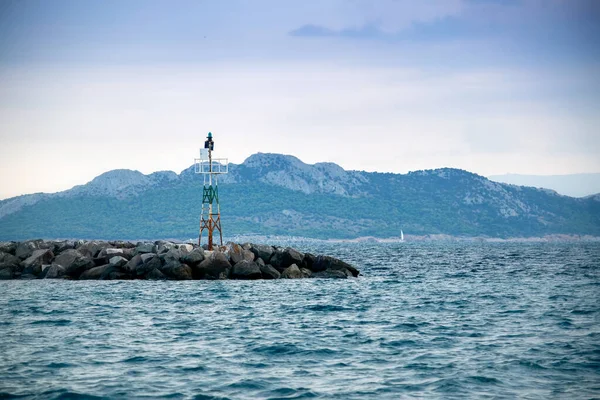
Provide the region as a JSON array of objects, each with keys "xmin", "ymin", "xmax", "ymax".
[{"xmin": 1, "ymin": 241, "xmax": 599, "ymax": 399}]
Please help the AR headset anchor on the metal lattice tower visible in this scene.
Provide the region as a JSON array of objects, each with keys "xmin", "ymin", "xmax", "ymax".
[{"xmin": 194, "ymin": 132, "xmax": 228, "ymax": 250}]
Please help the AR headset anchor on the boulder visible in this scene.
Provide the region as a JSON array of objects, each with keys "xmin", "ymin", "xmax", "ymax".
[
  {"xmin": 52, "ymin": 240, "xmax": 75, "ymax": 254},
  {"xmin": 135, "ymin": 242, "xmax": 155, "ymax": 254},
  {"xmin": 0, "ymin": 252, "xmax": 20, "ymax": 266},
  {"xmin": 0, "ymin": 242, "xmax": 17, "ymax": 255},
  {"xmin": 313, "ymin": 255, "xmax": 359, "ymax": 277},
  {"xmin": 15, "ymin": 240, "xmax": 47, "ymax": 260},
  {"xmin": 80, "ymin": 264, "xmax": 112, "ymax": 279},
  {"xmin": 250, "ymin": 244, "xmax": 274, "ymax": 264},
  {"xmin": 123, "ymin": 254, "xmax": 143, "ymax": 274},
  {"xmin": 281, "ymin": 264, "xmax": 303, "ymax": 279},
  {"xmin": 108, "ymin": 240, "xmax": 136, "ymax": 249},
  {"xmin": 302, "ymin": 253, "xmax": 317, "ymax": 271},
  {"xmin": 194, "ymin": 251, "xmax": 232, "ymax": 279},
  {"xmin": 54, "ymin": 249, "xmax": 95, "ymax": 278},
  {"xmin": 176, "ymin": 244, "xmax": 194, "ymax": 253},
  {"xmin": 260, "ymin": 264, "xmax": 280, "ymax": 279},
  {"xmin": 136, "ymin": 254, "xmax": 162, "ymax": 277},
  {"xmin": 101, "ymin": 266, "xmax": 131, "ymax": 280},
  {"xmin": 146, "ymin": 268, "xmax": 167, "ymax": 280},
  {"xmin": 155, "ymin": 241, "xmax": 175, "ymax": 254},
  {"xmin": 44, "ymin": 264, "xmax": 67, "ymax": 279},
  {"xmin": 161, "ymin": 260, "xmax": 192, "ymax": 280},
  {"xmin": 312, "ymin": 269, "xmax": 349, "ymax": 279},
  {"xmin": 225, "ymin": 243, "xmax": 255, "ymax": 265},
  {"xmin": 22, "ymin": 249, "xmax": 54, "ymax": 273},
  {"xmin": 270, "ymin": 247, "xmax": 304, "ymax": 272},
  {"xmin": 0, "ymin": 263, "xmax": 14, "ymax": 279},
  {"xmin": 160, "ymin": 248, "xmax": 184, "ymax": 264},
  {"xmin": 182, "ymin": 248, "xmax": 205, "ymax": 267},
  {"xmin": 231, "ymin": 260, "xmax": 262, "ymax": 280},
  {"xmin": 97, "ymin": 248, "xmax": 129, "ymax": 262},
  {"xmin": 77, "ymin": 241, "xmax": 108, "ymax": 258},
  {"xmin": 300, "ymin": 268, "xmax": 312, "ymax": 278},
  {"xmin": 109, "ymin": 256, "xmax": 128, "ymax": 268}
]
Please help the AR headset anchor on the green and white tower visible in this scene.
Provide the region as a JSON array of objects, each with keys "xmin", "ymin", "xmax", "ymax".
[{"xmin": 194, "ymin": 132, "xmax": 228, "ymax": 250}]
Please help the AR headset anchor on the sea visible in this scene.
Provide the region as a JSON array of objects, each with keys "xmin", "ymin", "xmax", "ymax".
[{"xmin": 1, "ymin": 241, "xmax": 599, "ymax": 399}]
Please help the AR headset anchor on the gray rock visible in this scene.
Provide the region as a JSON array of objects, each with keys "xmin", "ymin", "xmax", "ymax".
[
  {"xmin": 53, "ymin": 240, "xmax": 75, "ymax": 254},
  {"xmin": 123, "ymin": 254, "xmax": 143, "ymax": 274},
  {"xmin": 313, "ymin": 255, "xmax": 359, "ymax": 277},
  {"xmin": 146, "ymin": 268, "xmax": 167, "ymax": 280},
  {"xmin": 0, "ymin": 252, "xmax": 20, "ymax": 266},
  {"xmin": 271, "ymin": 247, "xmax": 304, "ymax": 272},
  {"xmin": 300, "ymin": 268, "xmax": 312, "ymax": 278},
  {"xmin": 260, "ymin": 264, "xmax": 280, "ymax": 279},
  {"xmin": 101, "ymin": 266, "xmax": 131, "ymax": 280},
  {"xmin": 97, "ymin": 248, "xmax": 128, "ymax": 262},
  {"xmin": 77, "ymin": 241, "xmax": 108, "ymax": 258},
  {"xmin": 15, "ymin": 240, "xmax": 47, "ymax": 260},
  {"xmin": 250, "ymin": 244, "xmax": 274, "ymax": 264},
  {"xmin": 194, "ymin": 251, "xmax": 232, "ymax": 279},
  {"xmin": 312, "ymin": 269, "xmax": 349, "ymax": 279},
  {"xmin": 231, "ymin": 260, "xmax": 262, "ymax": 280},
  {"xmin": 80, "ymin": 264, "xmax": 112, "ymax": 279},
  {"xmin": 281, "ymin": 264, "xmax": 303, "ymax": 279},
  {"xmin": 160, "ymin": 248, "xmax": 183, "ymax": 264},
  {"xmin": 136, "ymin": 254, "xmax": 161, "ymax": 277},
  {"xmin": 109, "ymin": 256, "xmax": 128, "ymax": 268},
  {"xmin": 0, "ymin": 263, "xmax": 14, "ymax": 279},
  {"xmin": 302, "ymin": 253, "xmax": 317, "ymax": 271},
  {"xmin": 155, "ymin": 241, "xmax": 175, "ymax": 255},
  {"xmin": 135, "ymin": 242, "xmax": 155, "ymax": 254},
  {"xmin": 0, "ymin": 242, "xmax": 17, "ymax": 255},
  {"xmin": 54, "ymin": 249, "xmax": 94, "ymax": 278},
  {"xmin": 176, "ymin": 244, "xmax": 194, "ymax": 253},
  {"xmin": 161, "ymin": 260, "xmax": 192, "ymax": 280},
  {"xmin": 44, "ymin": 264, "xmax": 67, "ymax": 279},
  {"xmin": 22, "ymin": 249, "xmax": 54, "ymax": 274},
  {"xmin": 182, "ymin": 248, "xmax": 205, "ymax": 266}
]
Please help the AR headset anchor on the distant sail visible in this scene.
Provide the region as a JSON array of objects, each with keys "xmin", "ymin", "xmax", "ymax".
[{"xmin": 400, "ymin": 229, "xmax": 404, "ymax": 242}]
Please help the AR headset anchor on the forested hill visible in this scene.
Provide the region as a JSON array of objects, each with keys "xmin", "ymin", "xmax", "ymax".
[{"xmin": 1, "ymin": 153, "xmax": 599, "ymax": 240}]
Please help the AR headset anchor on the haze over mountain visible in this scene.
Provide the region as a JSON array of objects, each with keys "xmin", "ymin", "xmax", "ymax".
[
  {"xmin": 1, "ymin": 153, "xmax": 598, "ymax": 241},
  {"xmin": 488, "ymin": 174, "xmax": 600, "ymax": 198}
]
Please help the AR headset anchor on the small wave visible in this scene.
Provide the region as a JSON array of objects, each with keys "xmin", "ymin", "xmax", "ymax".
[
  {"xmin": 224, "ymin": 379, "xmax": 268, "ymax": 391},
  {"xmin": 392, "ymin": 322, "xmax": 420, "ymax": 331},
  {"xmin": 381, "ymin": 339, "xmax": 418, "ymax": 348},
  {"xmin": 518, "ymin": 360, "xmax": 547, "ymax": 370},
  {"xmin": 261, "ymin": 387, "xmax": 318, "ymax": 399},
  {"xmin": 47, "ymin": 362, "xmax": 73, "ymax": 369},
  {"xmin": 252, "ymin": 344, "xmax": 300, "ymax": 355},
  {"xmin": 467, "ymin": 375, "xmax": 502, "ymax": 384},
  {"xmin": 570, "ymin": 309, "xmax": 595, "ymax": 315},
  {"xmin": 121, "ymin": 356, "xmax": 149, "ymax": 363},
  {"xmin": 30, "ymin": 319, "xmax": 72, "ymax": 326},
  {"xmin": 181, "ymin": 365, "xmax": 207, "ymax": 372},
  {"xmin": 304, "ymin": 304, "xmax": 349, "ymax": 312}
]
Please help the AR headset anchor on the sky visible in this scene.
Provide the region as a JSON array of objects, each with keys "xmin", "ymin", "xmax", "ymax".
[{"xmin": 0, "ymin": 0, "xmax": 599, "ymax": 199}]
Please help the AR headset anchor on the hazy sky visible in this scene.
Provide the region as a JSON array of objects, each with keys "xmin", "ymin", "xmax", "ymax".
[{"xmin": 1, "ymin": 0, "xmax": 599, "ymax": 199}]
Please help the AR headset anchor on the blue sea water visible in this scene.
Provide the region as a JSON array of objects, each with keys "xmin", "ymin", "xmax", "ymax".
[{"xmin": 1, "ymin": 241, "xmax": 599, "ymax": 399}]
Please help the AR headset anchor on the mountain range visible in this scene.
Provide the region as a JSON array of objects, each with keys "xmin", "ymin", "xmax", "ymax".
[{"xmin": 1, "ymin": 153, "xmax": 599, "ymax": 240}]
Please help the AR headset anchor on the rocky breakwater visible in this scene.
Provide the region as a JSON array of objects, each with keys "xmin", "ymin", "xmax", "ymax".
[{"xmin": 0, "ymin": 240, "xmax": 360, "ymax": 280}]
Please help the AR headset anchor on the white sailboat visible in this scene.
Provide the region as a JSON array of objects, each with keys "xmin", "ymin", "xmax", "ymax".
[{"xmin": 400, "ymin": 229, "xmax": 405, "ymax": 242}]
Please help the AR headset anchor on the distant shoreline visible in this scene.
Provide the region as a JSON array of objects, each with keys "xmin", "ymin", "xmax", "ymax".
[{"xmin": 3, "ymin": 234, "xmax": 599, "ymax": 245}]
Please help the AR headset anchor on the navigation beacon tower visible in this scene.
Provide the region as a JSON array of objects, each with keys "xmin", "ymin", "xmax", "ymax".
[{"xmin": 194, "ymin": 132, "xmax": 228, "ymax": 250}]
